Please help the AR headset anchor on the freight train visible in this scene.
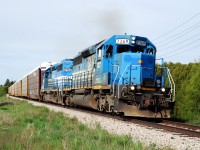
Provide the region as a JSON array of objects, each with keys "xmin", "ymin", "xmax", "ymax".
[{"xmin": 8, "ymin": 34, "xmax": 175, "ymax": 118}]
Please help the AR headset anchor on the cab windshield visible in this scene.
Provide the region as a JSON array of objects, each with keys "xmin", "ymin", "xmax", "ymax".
[
  {"xmin": 117, "ymin": 45, "xmax": 144, "ymax": 53},
  {"xmin": 117, "ymin": 45, "xmax": 156, "ymax": 55}
]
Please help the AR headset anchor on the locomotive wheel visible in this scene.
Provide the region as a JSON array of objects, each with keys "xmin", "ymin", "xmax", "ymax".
[
  {"xmin": 110, "ymin": 106, "xmax": 116, "ymax": 116},
  {"xmin": 39, "ymin": 95, "xmax": 43, "ymax": 102},
  {"xmin": 97, "ymin": 101, "xmax": 104, "ymax": 112}
]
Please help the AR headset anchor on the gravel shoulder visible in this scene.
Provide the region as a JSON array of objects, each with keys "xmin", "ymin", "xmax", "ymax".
[{"xmin": 11, "ymin": 97, "xmax": 200, "ymax": 150}]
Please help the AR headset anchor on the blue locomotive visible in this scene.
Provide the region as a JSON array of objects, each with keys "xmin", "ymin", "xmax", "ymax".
[
  {"xmin": 41, "ymin": 34, "xmax": 175, "ymax": 118},
  {"xmin": 41, "ymin": 59, "xmax": 73, "ymax": 103}
]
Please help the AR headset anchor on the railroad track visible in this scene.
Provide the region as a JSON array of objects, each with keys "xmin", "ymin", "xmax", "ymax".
[
  {"xmin": 126, "ymin": 119, "xmax": 200, "ymax": 138},
  {"xmin": 9, "ymin": 95, "xmax": 200, "ymax": 138},
  {"xmin": 161, "ymin": 120, "xmax": 200, "ymax": 132}
]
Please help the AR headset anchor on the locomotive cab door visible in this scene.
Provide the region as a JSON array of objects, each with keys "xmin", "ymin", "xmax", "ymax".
[{"xmin": 94, "ymin": 45, "xmax": 113, "ymax": 87}]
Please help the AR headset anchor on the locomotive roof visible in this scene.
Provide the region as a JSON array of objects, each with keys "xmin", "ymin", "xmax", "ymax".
[
  {"xmin": 73, "ymin": 34, "xmax": 156, "ymax": 59},
  {"xmin": 73, "ymin": 40, "xmax": 105, "ymax": 58},
  {"xmin": 45, "ymin": 59, "xmax": 73, "ymax": 72},
  {"xmin": 112, "ymin": 34, "xmax": 156, "ymax": 49},
  {"xmin": 62, "ymin": 59, "xmax": 73, "ymax": 62},
  {"xmin": 134, "ymin": 35, "xmax": 156, "ymax": 49}
]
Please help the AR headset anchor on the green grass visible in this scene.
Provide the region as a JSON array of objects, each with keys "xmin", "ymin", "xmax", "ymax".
[{"xmin": 0, "ymin": 95, "xmax": 164, "ymax": 150}]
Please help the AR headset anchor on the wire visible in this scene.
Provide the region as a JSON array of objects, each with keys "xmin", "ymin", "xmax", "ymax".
[
  {"xmin": 155, "ymin": 21, "xmax": 200, "ymax": 45},
  {"xmin": 156, "ymin": 23, "xmax": 200, "ymax": 48},
  {"xmin": 163, "ymin": 44, "xmax": 200, "ymax": 58},
  {"xmin": 158, "ymin": 37, "xmax": 200, "ymax": 57},
  {"xmin": 153, "ymin": 11, "xmax": 200, "ymax": 41},
  {"xmin": 157, "ymin": 32, "xmax": 200, "ymax": 52}
]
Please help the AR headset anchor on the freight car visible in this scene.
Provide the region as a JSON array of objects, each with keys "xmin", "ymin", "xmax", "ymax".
[
  {"xmin": 9, "ymin": 34, "xmax": 175, "ymax": 118},
  {"xmin": 9, "ymin": 62, "xmax": 55, "ymax": 99}
]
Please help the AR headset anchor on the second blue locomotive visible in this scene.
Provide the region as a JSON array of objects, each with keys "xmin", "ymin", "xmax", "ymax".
[{"xmin": 41, "ymin": 34, "xmax": 175, "ymax": 118}]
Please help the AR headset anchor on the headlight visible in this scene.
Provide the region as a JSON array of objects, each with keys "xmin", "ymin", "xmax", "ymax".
[
  {"xmin": 130, "ymin": 86, "xmax": 135, "ymax": 91},
  {"xmin": 132, "ymin": 37, "xmax": 135, "ymax": 44},
  {"xmin": 161, "ymin": 88, "xmax": 165, "ymax": 92},
  {"xmin": 132, "ymin": 37, "xmax": 136, "ymax": 40}
]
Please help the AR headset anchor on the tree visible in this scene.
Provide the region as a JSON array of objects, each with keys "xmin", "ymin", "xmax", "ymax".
[
  {"xmin": 4, "ymin": 79, "xmax": 15, "ymax": 87},
  {"xmin": 4, "ymin": 79, "xmax": 10, "ymax": 87}
]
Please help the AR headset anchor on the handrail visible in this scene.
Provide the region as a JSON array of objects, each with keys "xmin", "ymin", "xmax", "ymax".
[
  {"xmin": 112, "ymin": 65, "xmax": 119, "ymax": 96},
  {"xmin": 117, "ymin": 65, "xmax": 140, "ymax": 98},
  {"xmin": 157, "ymin": 67, "xmax": 175, "ymax": 101},
  {"xmin": 167, "ymin": 68, "xmax": 175, "ymax": 101}
]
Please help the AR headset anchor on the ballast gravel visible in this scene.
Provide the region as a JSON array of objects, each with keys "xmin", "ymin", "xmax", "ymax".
[{"xmin": 14, "ymin": 97, "xmax": 200, "ymax": 150}]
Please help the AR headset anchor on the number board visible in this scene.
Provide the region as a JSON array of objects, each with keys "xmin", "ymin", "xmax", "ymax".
[{"xmin": 116, "ymin": 39, "xmax": 130, "ymax": 44}]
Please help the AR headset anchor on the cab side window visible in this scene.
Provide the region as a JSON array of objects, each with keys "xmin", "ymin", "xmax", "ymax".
[
  {"xmin": 146, "ymin": 45, "xmax": 155, "ymax": 55},
  {"xmin": 97, "ymin": 49, "xmax": 102, "ymax": 61},
  {"xmin": 147, "ymin": 48, "xmax": 154, "ymax": 54},
  {"xmin": 106, "ymin": 45, "xmax": 113, "ymax": 57}
]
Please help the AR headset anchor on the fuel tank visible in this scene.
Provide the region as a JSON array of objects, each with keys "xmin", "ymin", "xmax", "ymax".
[{"xmin": 72, "ymin": 95, "xmax": 98, "ymax": 109}]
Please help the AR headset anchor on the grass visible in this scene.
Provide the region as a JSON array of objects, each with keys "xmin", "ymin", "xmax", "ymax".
[
  {"xmin": 171, "ymin": 112, "xmax": 200, "ymax": 126},
  {"xmin": 0, "ymin": 95, "xmax": 164, "ymax": 150}
]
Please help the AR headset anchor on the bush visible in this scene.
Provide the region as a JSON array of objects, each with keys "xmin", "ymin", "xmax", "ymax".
[
  {"xmin": 166, "ymin": 62, "xmax": 200, "ymax": 125},
  {"xmin": 0, "ymin": 86, "xmax": 7, "ymax": 97}
]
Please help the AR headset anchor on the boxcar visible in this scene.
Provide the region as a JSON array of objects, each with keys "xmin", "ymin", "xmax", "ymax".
[
  {"xmin": 14, "ymin": 83, "xmax": 16, "ymax": 96},
  {"xmin": 16, "ymin": 80, "xmax": 22, "ymax": 97},
  {"xmin": 28, "ymin": 68, "xmax": 41, "ymax": 99},
  {"xmin": 8, "ymin": 87, "xmax": 11, "ymax": 95},
  {"xmin": 11, "ymin": 84, "xmax": 14, "ymax": 96},
  {"xmin": 27, "ymin": 62, "xmax": 53, "ymax": 100},
  {"xmin": 22, "ymin": 76, "xmax": 28, "ymax": 97}
]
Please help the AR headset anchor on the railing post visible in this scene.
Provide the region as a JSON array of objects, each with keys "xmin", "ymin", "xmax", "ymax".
[{"xmin": 112, "ymin": 65, "xmax": 119, "ymax": 97}]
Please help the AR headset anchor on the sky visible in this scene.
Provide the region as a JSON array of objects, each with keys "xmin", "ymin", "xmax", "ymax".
[{"xmin": 0, "ymin": 0, "xmax": 200, "ymax": 85}]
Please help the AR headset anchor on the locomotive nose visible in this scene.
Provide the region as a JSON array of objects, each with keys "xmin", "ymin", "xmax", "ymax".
[{"xmin": 118, "ymin": 53, "xmax": 155, "ymax": 87}]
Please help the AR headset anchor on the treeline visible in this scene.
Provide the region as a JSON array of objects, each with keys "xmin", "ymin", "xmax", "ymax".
[
  {"xmin": 3, "ymin": 79, "xmax": 15, "ymax": 87},
  {"xmin": 165, "ymin": 62, "xmax": 200, "ymax": 124}
]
